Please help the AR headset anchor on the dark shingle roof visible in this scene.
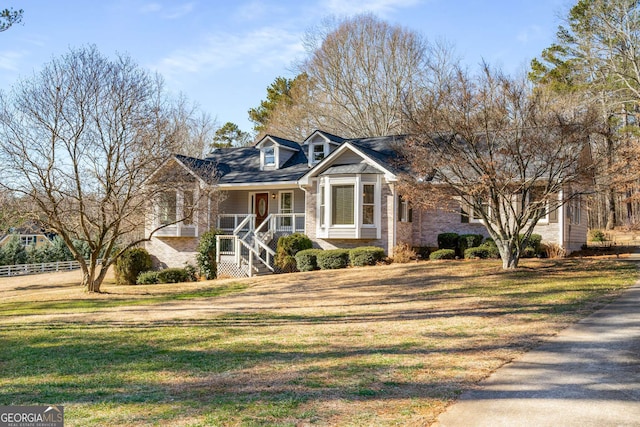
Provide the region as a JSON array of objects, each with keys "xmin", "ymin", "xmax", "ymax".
[
  {"xmin": 174, "ymin": 132, "xmax": 406, "ymax": 185},
  {"xmin": 201, "ymin": 146, "xmax": 310, "ymax": 184}
]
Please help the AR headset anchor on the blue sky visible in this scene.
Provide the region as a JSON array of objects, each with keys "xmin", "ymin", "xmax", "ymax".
[{"xmin": 1, "ymin": 0, "xmax": 568, "ymax": 135}]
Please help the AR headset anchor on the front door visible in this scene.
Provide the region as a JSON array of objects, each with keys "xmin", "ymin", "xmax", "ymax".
[{"xmin": 255, "ymin": 193, "xmax": 269, "ymax": 228}]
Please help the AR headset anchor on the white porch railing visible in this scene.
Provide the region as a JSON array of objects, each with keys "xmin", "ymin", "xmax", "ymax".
[
  {"xmin": 216, "ymin": 213, "xmax": 305, "ymax": 277},
  {"xmin": 217, "ymin": 214, "xmax": 251, "ymax": 233}
]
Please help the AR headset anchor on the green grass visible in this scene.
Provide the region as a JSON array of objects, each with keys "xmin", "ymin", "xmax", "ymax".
[
  {"xmin": 0, "ymin": 282, "xmax": 249, "ymax": 316},
  {"xmin": 0, "ymin": 259, "xmax": 636, "ymax": 426}
]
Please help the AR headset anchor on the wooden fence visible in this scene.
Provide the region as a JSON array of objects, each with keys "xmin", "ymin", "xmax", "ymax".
[{"xmin": 0, "ymin": 260, "xmax": 83, "ymax": 278}]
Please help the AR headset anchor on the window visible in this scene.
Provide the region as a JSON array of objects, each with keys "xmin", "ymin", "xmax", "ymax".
[
  {"xmin": 319, "ymin": 185, "xmax": 326, "ymax": 227},
  {"xmin": 567, "ymin": 195, "xmax": 581, "ymax": 224},
  {"xmin": 183, "ymin": 191, "xmax": 194, "ymax": 225},
  {"xmin": 332, "ymin": 185, "xmax": 354, "ymax": 225},
  {"xmin": 529, "ymin": 189, "xmax": 549, "ymax": 222},
  {"xmin": 312, "ymin": 144, "xmax": 325, "ymax": 163},
  {"xmin": 279, "ymin": 191, "xmax": 293, "ymax": 227},
  {"xmin": 363, "ymin": 184, "xmax": 375, "ymax": 225},
  {"xmin": 472, "ymin": 198, "xmax": 491, "ymax": 223},
  {"xmin": 159, "ymin": 191, "xmax": 177, "ymax": 225},
  {"xmin": 264, "ymin": 147, "xmax": 275, "ymax": 165},
  {"xmin": 20, "ymin": 236, "xmax": 37, "ymax": 246}
]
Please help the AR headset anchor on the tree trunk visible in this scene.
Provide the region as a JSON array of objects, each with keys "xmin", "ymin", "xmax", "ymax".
[
  {"xmin": 81, "ymin": 259, "xmax": 105, "ymax": 293},
  {"xmin": 606, "ymin": 186, "xmax": 616, "ymax": 230},
  {"xmin": 497, "ymin": 240, "xmax": 519, "ymax": 269}
]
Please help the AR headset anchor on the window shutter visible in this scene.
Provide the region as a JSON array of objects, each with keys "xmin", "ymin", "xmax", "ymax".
[
  {"xmin": 548, "ymin": 193, "xmax": 558, "ymax": 223},
  {"xmin": 408, "ymin": 205, "xmax": 413, "ymax": 223},
  {"xmin": 461, "ymin": 200, "xmax": 469, "ymax": 223}
]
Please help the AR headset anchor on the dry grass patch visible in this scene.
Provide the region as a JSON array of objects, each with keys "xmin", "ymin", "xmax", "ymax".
[{"xmin": 0, "ymin": 258, "xmax": 636, "ymax": 426}]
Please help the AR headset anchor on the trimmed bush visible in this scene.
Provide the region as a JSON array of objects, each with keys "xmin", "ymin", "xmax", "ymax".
[
  {"xmin": 437, "ymin": 233, "xmax": 459, "ymax": 250},
  {"xmin": 458, "ymin": 234, "xmax": 484, "ymax": 255},
  {"xmin": 464, "ymin": 246, "xmax": 491, "ymax": 259},
  {"xmin": 412, "ymin": 246, "xmax": 431, "ymax": 260},
  {"xmin": 519, "ymin": 233, "xmax": 542, "ymax": 254},
  {"xmin": 157, "ymin": 268, "xmax": 192, "ymax": 283},
  {"xmin": 275, "ymin": 233, "xmax": 313, "ymax": 273},
  {"xmin": 115, "ymin": 247, "xmax": 152, "ymax": 285},
  {"xmin": 295, "ymin": 249, "xmax": 323, "ymax": 272},
  {"xmin": 317, "ymin": 249, "xmax": 349, "ymax": 270},
  {"xmin": 349, "ymin": 246, "xmax": 385, "ymax": 267},
  {"xmin": 429, "ymin": 249, "xmax": 456, "ymax": 260},
  {"xmin": 136, "ymin": 271, "xmax": 160, "ymax": 285}
]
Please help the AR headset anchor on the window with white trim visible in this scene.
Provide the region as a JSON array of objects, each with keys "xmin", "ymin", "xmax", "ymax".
[
  {"xmin": 528, "ymin": 188, "xmax": 549, "ymax": 223},
  {"xmin": 398, "ymin": 196, "xmax": 412, "ymax": 222},
  {"xmin": 183, "ymin": 190, "xmax": 194, "ymax": 225},
  {"xmin": 319, "ymin": 185, "xmax": 326, "ymax": 227},
  {"xmin": 158, "ymin": 191, "xmax": 177, "ymax": 225},
  {"xmin": 264, "ymin": 147, "xmax": 275, "ymax": 166},
  {"xmin": 332, "ymin": 185, "xmax": 355, "ymax": 225},
  {"xmin": 362, "ymin": 184, "xmax": 375, "ymax": 225},
  {"xmin": 279, "ymin": 191, "xmax": 293, "ymax": 228},
  {"xmin": 312, "ymin": 144, "xmax": 325, "ymax": 163}
]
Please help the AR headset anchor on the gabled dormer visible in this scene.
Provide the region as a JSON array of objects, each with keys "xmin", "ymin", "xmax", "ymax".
[
  {"xmin": 255, "ymin": 135, "xmax": 301, "ymax": 170},
  {"xmin": 303, "ymin": 130, "xmax": 345, "ymax": 167}
]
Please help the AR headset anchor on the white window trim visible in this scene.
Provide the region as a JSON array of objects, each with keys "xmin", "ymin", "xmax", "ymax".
[
  {"xmin": 527, "ymin": 191, "xmax": 550, "ymax": 224},
  {"xmin": 279, "ymin": 190, "xmax": 294, "ymax": 214},
  {"xmin": 310, "ymin": 142, "xmax": 327, "ymax": 165},
  {"xmin": 317, "ymin": 175, "xmax": 381, "ymax": 238},
  {"xmin": 156, "ymin": 188, "xmax": 198, "ymax": 228},
  {"xmin": 262, "ymin": 146, "xmax": 276, "ymax": 167}
]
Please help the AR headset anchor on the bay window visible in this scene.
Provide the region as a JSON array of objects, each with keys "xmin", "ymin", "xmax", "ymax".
[{"xmin": 317, "ymin": 175, "xmax": 381, "ymax": 238}]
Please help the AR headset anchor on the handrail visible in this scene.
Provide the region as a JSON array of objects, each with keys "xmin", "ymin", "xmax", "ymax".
[
  {"xmin": 237, "ymin": 238, "xmax": 275, "ymax": 273},
  {"xmin": 233, "ymin": 214, "xmax": 255, "ymax": 235}
]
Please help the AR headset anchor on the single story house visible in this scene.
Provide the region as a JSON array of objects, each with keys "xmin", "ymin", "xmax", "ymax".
[{"xmin": 145, "ymin": 130, "xmax": 588, "ymax": 277}]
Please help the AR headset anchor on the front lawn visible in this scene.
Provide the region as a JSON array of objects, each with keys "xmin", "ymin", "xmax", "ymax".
[{"xmin": 0, "ymin": 258, "xmax": 636, "ymax": 426}]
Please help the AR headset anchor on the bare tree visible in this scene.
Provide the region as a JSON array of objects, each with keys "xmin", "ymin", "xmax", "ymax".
[
  {"xmin": 166, "ymin": 93, "xmax": 217, "ymax": 157},
  {"xmin": 0, "ymin": 45, "xmax": 206, "ymax": 292},
  {"xmin": 0, "ymin": 7, "xmax": 22, "ymax": 32},
  {"xmin": 401, "ymin": 65, "xmax": 597, "ymax": 269},
  {"xmin": 298, "ymin": 13, "xmax": 430, "ymax": 137}
]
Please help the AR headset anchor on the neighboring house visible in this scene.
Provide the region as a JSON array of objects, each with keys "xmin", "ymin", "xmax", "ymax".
[
  {"xmin": 145, "ymin": 130, "xmax": 589, "ymax": 277},
  {"xmin": 0, "ymin": 222, "xmax": 54, "ymax": 249}
]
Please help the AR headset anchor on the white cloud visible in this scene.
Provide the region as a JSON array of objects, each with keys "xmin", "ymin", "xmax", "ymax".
[
  {"xmin": 235, "ymin": 0, "xmax": 269, "ymax": 21},
  {"xmin": 320, "ymin": 0, "xmax": 422, "ymax": 16},
  {"xmin": 138, "ymin": 1, "xmax": 194, "ymax": 19},
  {"xmin": 153, "ymin": 27, "xmax": 305, "ymax": 78},
  {"xmin": 0, "ymin": 50, "xmax": 26, "ymax": 72}
]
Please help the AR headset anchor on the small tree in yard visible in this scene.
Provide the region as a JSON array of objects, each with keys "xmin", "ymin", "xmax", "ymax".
[
  {"xmin": 197, "ymin": 229, "xmax": 221, "ymax": 280},
  {"xmin": 401, "ymin": 65, "xmax": 597, "ymax": 269},
  {"xmin": 0, "ymin": 45, "xmax": 208, "ymax": 292}
]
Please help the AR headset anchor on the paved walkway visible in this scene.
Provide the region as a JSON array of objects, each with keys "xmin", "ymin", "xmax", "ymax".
[{"xmin": 435, "ymin": 260, "xmax": 640, "ymax": 427}]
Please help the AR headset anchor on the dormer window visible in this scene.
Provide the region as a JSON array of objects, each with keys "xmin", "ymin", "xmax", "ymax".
[
  {"xmin": 264, "ymin": 147, "xmax": 275, "ymax": 166},
  {"xmin": 312, "ymin": 144, "xmax": 325, "ymax": 163}
]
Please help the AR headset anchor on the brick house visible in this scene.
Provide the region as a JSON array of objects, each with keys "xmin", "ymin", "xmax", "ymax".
[{"xmin": 145, "ymin": 130, "xmax": 588, "ymax": 277}]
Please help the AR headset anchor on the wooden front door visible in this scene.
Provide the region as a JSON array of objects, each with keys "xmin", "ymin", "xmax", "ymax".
[{"xmin": 255, "ymin": 193, "xmax": 269, "ymax": 227}]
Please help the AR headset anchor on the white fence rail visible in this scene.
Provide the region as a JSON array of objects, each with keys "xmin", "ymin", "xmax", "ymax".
[{"xmin": 0, "ymin": 260, "xmax": 83, "ymax": 278}]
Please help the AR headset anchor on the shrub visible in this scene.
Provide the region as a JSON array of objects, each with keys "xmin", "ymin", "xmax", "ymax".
[
  {"xmin": 349, "ymin": 246, "xmax": 385, "ymax": 267},
  {"xmin": 429, "ymin": 249, "xmax": 456, "ymax": 260},
  {"xmin": 136, "ymin": 271, "xmax": 160, "ymax": 285},
  {"xmin": 458, "ymin": 234, "xmax": 484, "ymax": 255},
  {"xmin": 197, "ymin": 229, "xmax": 222, "ymax": 280},
  {"xmin": 392, "ymin": 243, "xmax": 416, "ymax": 263},
  {"xmin": 317, "ymin": 249, "xmax": 349, "ymax": 270},
  {"xmin": 520, "ymin": 233, "xmax": 543, "ymax": 254},
  {"xmin": 542, "ymin": 243, "xmax": 566, "ymax": 259},
  {"xmin": 295, "ymin": 249, "xmax": 323, "ymax": 272},
  {"xmin": 275, "ymin": 233, "xmax": 313, "ymax": 272},
  {"xmin": 588, "ymin": 229, "xmax": 607, "ymax": 242},
  {"xmin": 157, "ymin": 268, "xmax": 192, "ymax": 283},
  {"xmin": 464, "ymin": 246, "xmax": 491, "ymax": 259},
  {"xmin": 412, "ymin": 246, "xmax": 431, "ymax": 260},
  {"xmin": 115, "ymin": 247, "xmax": 152, "ymax": 285},
  {"xmin": 521, "ymin": 246, "xmax": 537, "ymax": 258},
  {"xmin": 437, "ymin": 233, "xmax": 459, "ymax": 250}
]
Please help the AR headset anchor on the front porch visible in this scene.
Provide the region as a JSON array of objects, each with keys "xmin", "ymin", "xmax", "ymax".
[{"xmin": 215, "ymin": 213, "xmax": 306, "ymax": 278}]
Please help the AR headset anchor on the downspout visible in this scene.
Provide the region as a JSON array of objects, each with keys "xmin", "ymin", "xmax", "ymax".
[
  {"xmin": 558, "ymin": 190, "xmax": 565, "ymax": 250},
  {"xmin": 392, "ymin": 182, "xmax": 398, "ymax": 256}
]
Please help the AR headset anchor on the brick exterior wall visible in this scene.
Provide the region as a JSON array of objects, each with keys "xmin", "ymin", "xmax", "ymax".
[{"xmin": 146, "ymin": 237, "xmax": 198, "ymax": 268}]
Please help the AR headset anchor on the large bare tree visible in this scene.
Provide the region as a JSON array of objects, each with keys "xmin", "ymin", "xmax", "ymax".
[
  {"xmin": 0, "ymin": 45, "xmax": 204, "ymax": 292},
  {"xmin": 402, "ymin": 65, "xmax": 597, "ymax": 269}
]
